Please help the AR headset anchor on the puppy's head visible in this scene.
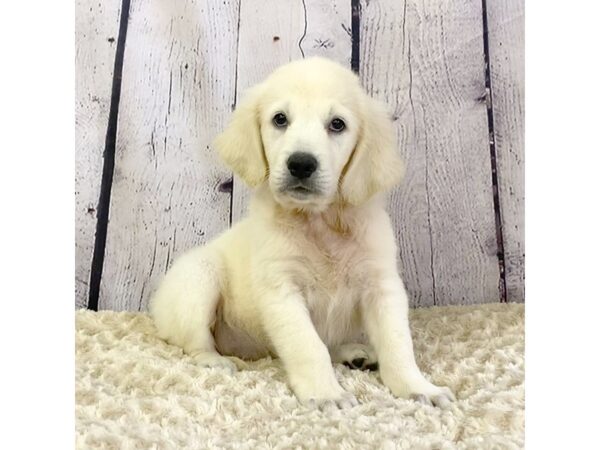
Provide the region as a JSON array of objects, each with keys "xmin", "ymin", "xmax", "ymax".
[{"xmin": 214, "ymin": 57, "xmax": 403, "ymax": 210}]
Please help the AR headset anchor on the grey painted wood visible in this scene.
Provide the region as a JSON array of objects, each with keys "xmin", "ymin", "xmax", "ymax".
[
  {"xmin": 231, "ymin": 0, "xmax": 352, "ymax": 223},
  {"xmin": 75, "ymin": 0, "xmax": 121, "ymax": 309},
  {"xmin": 487, "ymin": 0, "xmax": 525, "ymax": 302},
  {"xmin": 98, "ymin": 0, "xmax": 239, "ymax": 311},
  {"xmin": 360, "ymin": 0, "xmax": 501, "ymax": 306}
]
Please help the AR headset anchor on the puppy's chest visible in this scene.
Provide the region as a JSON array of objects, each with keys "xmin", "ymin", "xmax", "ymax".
[
  {"xmin": 301, "ymin": 251, "xmax": 364, "ymax": 346},
  {"xmin": 294, "ymin": 222, "xmax": 368, "ymax": 338},
  {"xmin": 298, "ymin": 223, "xmax": 365, "ymax": 290}
]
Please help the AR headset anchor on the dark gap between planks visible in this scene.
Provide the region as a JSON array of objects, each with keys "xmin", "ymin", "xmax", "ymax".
[
  {"xmin": 87, "ymin": 0, "xmax": 132, "ymax": 310},
  {"xmin": 351, "ymin": 0, "xmax": 360, "ymax": 73},
  {"xmin": 481, "ymin": 0, "xmax": 508, "ymax": 302},
  {"xmin": 227, "ymin": 0, "xmax": 243, "ymax": 228}
]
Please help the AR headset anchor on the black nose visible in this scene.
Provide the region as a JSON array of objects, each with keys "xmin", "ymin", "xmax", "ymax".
[{"xmin": 287, "ymin": 152, "xmax": 318, "ymax": 179}]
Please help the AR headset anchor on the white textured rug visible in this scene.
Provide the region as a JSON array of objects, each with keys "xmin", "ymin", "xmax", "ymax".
[{"xmin": 76, "ymin": 303, "xmax": 524, "ymax": 449}]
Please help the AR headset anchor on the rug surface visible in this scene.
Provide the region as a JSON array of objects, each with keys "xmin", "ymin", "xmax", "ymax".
[{"xmin": 76, "ymin": 303, "xmax": 524, "ymax": 449}]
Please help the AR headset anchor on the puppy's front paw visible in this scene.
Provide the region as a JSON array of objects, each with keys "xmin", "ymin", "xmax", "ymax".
[
  {"xmin": 409, "ymin": 385, "xmax": 455, "ymax": 408},
  {"xmin": 190, "ymin": 351, "xmax": 238, "ymax": 374},
  {"xmin": 304, "ymin": 391, "xmax": 359, "ymax": 411},
  {"xmin": 386, "ymin": 375, "xmax": 455, "ymax": 407},
  {"xmin": 291, "ymin": 374, "xmax": 358, "ymax": 410}
]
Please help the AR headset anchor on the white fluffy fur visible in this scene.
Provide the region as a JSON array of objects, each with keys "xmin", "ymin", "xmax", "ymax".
[{"xmin": 150, "ymin": 57, "xmax": 453, "ymax": 408}]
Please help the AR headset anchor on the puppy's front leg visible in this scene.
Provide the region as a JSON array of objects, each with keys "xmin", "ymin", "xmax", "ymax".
[
  {"xmin": 261, "ymin": 285, "xmax": 357, "ymax": 409},
  {"xmin": 361, "ymin": 276, "xmax": 455, "ymax": 407}
]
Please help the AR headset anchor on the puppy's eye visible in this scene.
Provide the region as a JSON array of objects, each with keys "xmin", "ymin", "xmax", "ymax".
[
  {"xmin": 272, "ymin": 113, "xmax": 288, "ymax": 128},
  {"xmin": 329, "ymin": 118, "xmax": 346, "ymax": 133}
]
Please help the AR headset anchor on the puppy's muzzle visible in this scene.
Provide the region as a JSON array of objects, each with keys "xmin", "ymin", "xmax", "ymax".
[{"xmin": 287, "ymin": 152, "xmax": 318, "ymax": 180}]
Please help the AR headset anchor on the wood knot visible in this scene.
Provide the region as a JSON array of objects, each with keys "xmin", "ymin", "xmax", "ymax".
[
  {"xmin": 476, "ymin": 88, "xmax": 491, "ymax": 108},
  {"xmin": 218, "ymin": 178, "xmax": 233, "ymax": 193}
]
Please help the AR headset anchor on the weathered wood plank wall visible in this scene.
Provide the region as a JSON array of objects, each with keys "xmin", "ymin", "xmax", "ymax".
[
  {"xmin": 486, "ymin": 0, "xmax": 525, "ymax": 302},
  {"xmin": 361, "ymin": 0, "xmax": 501, "ymax": 306},
  {"xmin": 75, "ymin": 0, "xmax": 525, "ymax": 310},
  {"xmin": 75, "ymin": 0, "xmax": 122, "ymax": 309},
  {"xmin": 98, "ymin": 0, "xmax": 239, "ymax": 311}
]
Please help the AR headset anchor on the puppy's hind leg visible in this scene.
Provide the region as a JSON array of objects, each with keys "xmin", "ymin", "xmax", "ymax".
[
  {"xmin": 149, "ymin": 248, "xmax": 236, "ymax": 373},
  {"xmin": 331, "ymin": 343, "xmax": 378, "ymax": 371}
]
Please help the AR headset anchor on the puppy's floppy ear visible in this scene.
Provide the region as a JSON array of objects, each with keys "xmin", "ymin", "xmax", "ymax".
[
  {"xmin": 341, "ymin": 95, "xmax": 404, "ymax": 205},
  {"xmin": 214, "ymin": 85, "xmax": 267, "ymax": 187}
]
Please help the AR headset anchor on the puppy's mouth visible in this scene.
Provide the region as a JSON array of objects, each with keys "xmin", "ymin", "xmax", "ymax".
[
  {"xmin": 274, "ymin": 177, "xmax": 326, "ymax": 203},
  {"xmin": 289, "ymin": 185, "xmax": 313, "ymax": 195},
  {"xmin": 282, "ymin": 181, "xmax": 322, "ymax": 199},
  {"xmin": 273, "ymin": 179, "xmax": 329, "ymax": 210}
]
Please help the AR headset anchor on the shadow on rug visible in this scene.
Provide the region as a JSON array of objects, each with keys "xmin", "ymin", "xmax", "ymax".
[{"xmin": 76, "ymin": 303, "xmax": 524, "ymax": 449}]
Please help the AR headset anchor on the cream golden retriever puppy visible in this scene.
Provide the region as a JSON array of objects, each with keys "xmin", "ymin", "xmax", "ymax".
[{"xmin": 151, "ymin": 57, "xmax": 454, "ymax": 408}]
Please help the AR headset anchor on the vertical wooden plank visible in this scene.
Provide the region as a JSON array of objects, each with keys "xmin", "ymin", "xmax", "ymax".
[
  {"xmin": 231, "ymin": 0, "xmax": 352, "ymax": 223},
  {"xmin": 486, "ymin": 0, "xmax": 525, "ymax": 302},
  {"xmin": 98, "ymin": 0, "xmax": 239, "ymax": 311},
  {"xmin": 75, "ymin": 0, "xmax": 121, "ymax": 309},
  {"xmin": 360, "ymin": 0, "xmax": 501, "ymax": 306}
]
